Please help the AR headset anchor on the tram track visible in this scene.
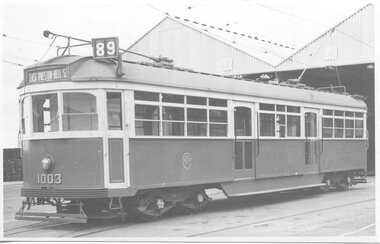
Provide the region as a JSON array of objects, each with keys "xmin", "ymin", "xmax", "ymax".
[
  {"xmin": 5, "ymin": 220, "xmax": 49, "ymax": 232},
  {"xmin": 67, "ymin": 222, "xmax": 132, "ymax": 238},
  {"xmin": 5, "ymin": 197, "xmax": 374, "ymax": 238},
  {"xmin": 186, "ymin": 198, "xmax": 374, "ymax": 237},
  {"xmin": 5, "ymin": 220, "xmax": 74, "ymax": 236}
]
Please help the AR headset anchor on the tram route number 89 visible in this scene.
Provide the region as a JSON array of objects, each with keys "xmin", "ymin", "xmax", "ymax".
[
  {"xmin": 37, "ymin": 173, "xmax": 62, "ymax": 184},
  {"xmin": 92, "ymin": 37, "xmax": 119, "ymax": 59}
]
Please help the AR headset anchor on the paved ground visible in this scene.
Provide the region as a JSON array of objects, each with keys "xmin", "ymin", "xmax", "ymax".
[{"xmin": 3, "ymin": 177, "xmax": 376, "ymax": 240}]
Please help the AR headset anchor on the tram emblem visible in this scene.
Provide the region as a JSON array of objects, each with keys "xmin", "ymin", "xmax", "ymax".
[{"xmin": 182, "ymin": 152, "xmax": 192, "ymax": 170}]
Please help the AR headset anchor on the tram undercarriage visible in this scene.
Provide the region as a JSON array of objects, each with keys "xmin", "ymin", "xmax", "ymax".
[
  {"xmin": 16, "ymin": 186, "xmax": 211, "ymax": 223},
  {"xmin": 16, "ymin": 170, "xmax": 366, "ymax": 223}
]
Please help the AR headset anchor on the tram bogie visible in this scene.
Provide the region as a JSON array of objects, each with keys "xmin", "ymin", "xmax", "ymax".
[{"xmin": 15, "ymin": 55, "xmax": 368, "ymax": 222}]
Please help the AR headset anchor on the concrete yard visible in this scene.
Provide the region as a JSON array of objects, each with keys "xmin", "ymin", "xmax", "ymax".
[{"xmin": 3, "ymin": 177, "xmax": 375, "ymax": 240}]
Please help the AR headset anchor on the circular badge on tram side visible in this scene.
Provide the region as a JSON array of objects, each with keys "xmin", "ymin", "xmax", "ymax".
[{"xmin": 182, "ymin": 152, "xmax": 193, "ymax": 170}]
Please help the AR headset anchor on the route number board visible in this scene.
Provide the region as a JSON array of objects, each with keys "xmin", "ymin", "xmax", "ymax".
[{"xmin": 92, "ymin": 37, "xmax": 119, "ymax": 59}]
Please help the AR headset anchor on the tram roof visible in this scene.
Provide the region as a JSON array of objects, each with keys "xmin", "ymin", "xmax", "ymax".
[{"xmin": 21, "ymin": 56, "xmax": 366, "ymax": 110}]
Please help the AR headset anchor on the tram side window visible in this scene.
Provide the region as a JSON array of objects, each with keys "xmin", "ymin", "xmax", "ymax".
[
  {"xmin": 259, "ymin": 103, "xmax": 300, "ymax": 138},
  {"xmin": 345, "ymin": 119, "xmax": 354, "ymax": 138},
  {"xmin": 135, "ymin": 105, "xmax": 160, "ymax": 136},
  {"xmin": 107, "ymin": 92, "xmax": 122, "ymax": 130},
  {"xmin": 187, "ymin": 108, "xmax": 207, "ymax": 136},
  {"xmin": 134, "ymin": 91, "xmax": 159, "ymax": 101},
  {"xmin": 322, "ymin": 118, "xmax": 333, "ymax": 138},
  {"xmin": 260, "ymin": 113, "xmax": 275, "ymax": 136},
  {"xmin": 209, "ymin": 109, "xmax": 227, "ymax": 136},
  {"xmin": 162, "ymin": 106, "xmax": 184, "ymax": 136},
  {"xmin": 322, "ymin": 109, "xmax": 365, "ymax": 139},
  {"xmin": 162, "ymin": 93, "xmax": 184, "ymax": 103},
  {"xmin": 355, "ymin": 119, "xmax": 364, "ymax": 138},
  {"xmin": 187, "ymin": 96, "xmax": 207, "ymax": 105},
  {"xmin": 287, "ymin": 115, "xmax": 300, "ymax": 137},
  {"xmin": 334, "ymin": 118, "xmax": 344, "ymax": 138},
  {"xmin": 32, "ymin": 94, "xmax": 59, "ymax": 132},
  {"xmin": 276, "ymin": 114, "xmax": 285, "ymax": 137},
  {"xmin": 62, "ymin": 93, "xmax": 98, "ymax": 131},
  {"xmin": 209, "ymin": 98, "xmax": 227, "ymax": 107}
]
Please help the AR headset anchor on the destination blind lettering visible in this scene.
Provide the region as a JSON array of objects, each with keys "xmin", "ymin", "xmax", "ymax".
[{"xmin": 28, "ymin": 67, "xmax": 69, "ymax": 83}]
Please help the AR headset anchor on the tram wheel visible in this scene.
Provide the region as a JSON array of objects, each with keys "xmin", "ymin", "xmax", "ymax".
[
  {"xmin": 134, "ymin": 196, "xmax": 172, "ymax": 221},
  {"xmin": 182, "ymin": 191, "xmax": 209, "ymax": 213}
]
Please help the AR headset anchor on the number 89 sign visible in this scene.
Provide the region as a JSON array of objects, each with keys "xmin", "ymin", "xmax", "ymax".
[{"xmin": 92, "ymin": 37, "xmax": 119, "ymax": 59}]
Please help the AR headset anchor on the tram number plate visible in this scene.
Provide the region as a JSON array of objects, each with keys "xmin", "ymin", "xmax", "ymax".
[
  {"xmin": 92, "ymin": 37, "xmax": 119, "ymax": 59},
  {"xmin": 37, "ymin": 173, "xmax": 62, "ymax": 184}
]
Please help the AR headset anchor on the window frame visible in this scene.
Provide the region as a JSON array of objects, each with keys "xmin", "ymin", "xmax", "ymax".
[
  {"xmin": 322, "ymin": 108, "xmax": 366, "ymax": 139},
  {"xmin": 258, "ymin": 103, "xmax": 301, "ymax": 139},
  {"xmin": 61, "ymin": 91, "xmax": 99, "ymax": 131},
  {"xmin": 106, "ymin": 92, "xmax": 123, "ymax": 130},
  {"xmin": 132, "ymin": 90, "xmax": 367, "ymax": 140},
  {"xmin": 32, "ymin": 92, "xmax": 60, "ymax": 133},
  {"xmin": 27, "ymin": 90, "xmax": 102, "ymax": 136},
  {"xmin": 133, "ymin": 91, "xmax": 228, "ymax": 138},
  {"xmin": 186, "ymin": 107, "xmax": 208, "ymax": 137}
]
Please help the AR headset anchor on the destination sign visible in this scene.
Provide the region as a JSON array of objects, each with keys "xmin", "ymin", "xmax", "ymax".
[
  {"xmin": 92, "ymin": 37, "xmax": 119, "ymax": 59},
  {"xmin": 27, "ymin": 67, "xmax": 69, "ymax": 83}
]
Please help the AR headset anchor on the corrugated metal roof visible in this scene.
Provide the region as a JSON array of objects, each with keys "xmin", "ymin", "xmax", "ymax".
[
  {"xmin": 276, "ymin": 3, "xmax": 373, "ymax": 69},
  {"xmin": 126, "ymin": 16, "xmax": 293, "ymax": 67},
  {"xmin": 165, "ymin": 16, "xmax": 291, "ymax": 66}
]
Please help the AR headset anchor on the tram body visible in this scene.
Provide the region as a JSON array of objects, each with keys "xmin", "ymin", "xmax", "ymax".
[{"xmin": 16, "ymin": 55, "xmax": 367, "ymax": 222}]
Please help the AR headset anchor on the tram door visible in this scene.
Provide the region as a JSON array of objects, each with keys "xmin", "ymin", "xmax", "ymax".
[
  {"xmin": 104, "ymin": 91, "xmax": 128, "ymax": 189},
  {"xmin": 304, "ymin": 108, "xmax": 321, "ymax": 166},
  {"xmin": 233, "ymin": 102, "xmax": 255, "ymax": 180}
]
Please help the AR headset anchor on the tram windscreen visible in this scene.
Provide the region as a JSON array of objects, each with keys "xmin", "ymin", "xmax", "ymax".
[
  {"xmin": 62, "ymin": 92, "xmax": 98, "ymax": 131},
  {"xmin": 32, "ymin": 94, "xmax": 58, "ymax": 132}
]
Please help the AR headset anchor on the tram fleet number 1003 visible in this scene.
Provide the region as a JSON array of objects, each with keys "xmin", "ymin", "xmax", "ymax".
[{"xmin": 36, "ymin": 173, "xmax": 62, "ymax": 184}]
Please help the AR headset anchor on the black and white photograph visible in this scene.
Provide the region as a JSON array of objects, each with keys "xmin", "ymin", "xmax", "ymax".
[{"xmin": 1, "ymin": 0, "xmax": 377, "ymax": 242}]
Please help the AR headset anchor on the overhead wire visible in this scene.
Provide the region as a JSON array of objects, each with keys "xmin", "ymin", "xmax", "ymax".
[
  {"xmin": 2, "ymin": 54, "xmax": 38, "ymax": 63},
  {"xmin": 251, "ymin": 2, "xmax": 374, "ymax": 49},
  {"xmin": 146, "ymin": 4, "xmax": 296, "ymax": 50},
  {"xmin": 146, "ymin": 3, "xmax": 316, "ymax": 81},
  {"xmin": 2, "ymin": 60, "xmax": 25, "ymax": 67},
  {"xmin": 2, "ymin": 33, "xmax": 60, "ymax": 64},
  {"xmin": 2, "ymin": 33, "xmax": 59, "ymax": 48}
]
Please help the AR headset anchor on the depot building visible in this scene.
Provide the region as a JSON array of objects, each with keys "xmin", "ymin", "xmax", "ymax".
[{"xmin": 124, "ymin": 4, "xmax": 374, "ymax": 173}]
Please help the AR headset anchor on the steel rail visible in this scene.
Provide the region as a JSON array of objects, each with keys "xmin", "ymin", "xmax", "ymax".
[
  {"xmin": 187, "ymin": 198, "xmax": 374, "ymax": 237},
  {"xmin": 5, "ymin": 197, "xmax": 374, "ymax": 237}
]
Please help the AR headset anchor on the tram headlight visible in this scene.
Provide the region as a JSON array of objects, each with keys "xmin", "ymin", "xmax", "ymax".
[{"xmin": 41, "ymin": 157, "xmax": 53, "ymax": 171}]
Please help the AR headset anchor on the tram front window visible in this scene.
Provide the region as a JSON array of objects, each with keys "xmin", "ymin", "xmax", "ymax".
[
  {"xmin": 32, "ymin": 94, "xmax": 58, "ymax": 132},
  {"xmin": 62, "ymin": 92, "xmax": 98, "ymax": 131}
]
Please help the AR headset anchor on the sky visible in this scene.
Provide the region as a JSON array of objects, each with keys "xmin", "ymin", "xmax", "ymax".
[{"xmin": 0, "ymin": 0, "xmax": 375, "ymax": 148}]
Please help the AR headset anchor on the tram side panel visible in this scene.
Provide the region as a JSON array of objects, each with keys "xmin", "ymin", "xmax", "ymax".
[
  {"xmin": 255, "ymin": 139, "xmax": 319, "ymax": 178},
  {"xmin": 129, "ymin": 139, "xmax": 233, "ymax": 189},
  {"xmin": 320, "ymin": 140, "xmax": 367, "ymax": 172},
  {"xmin": 22, "ymin": 138, "xmax": 104, "ymax": 190}
]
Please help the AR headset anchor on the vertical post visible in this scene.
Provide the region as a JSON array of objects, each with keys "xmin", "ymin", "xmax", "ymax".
[{"xmin": 116, "ymin": 54, "xmax": 125, "ymax": 77}]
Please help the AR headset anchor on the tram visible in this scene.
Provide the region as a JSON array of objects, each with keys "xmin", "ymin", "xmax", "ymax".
[{"xmin": 15, "ymin": 51, "xmax": 367, "ymax": 222}]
